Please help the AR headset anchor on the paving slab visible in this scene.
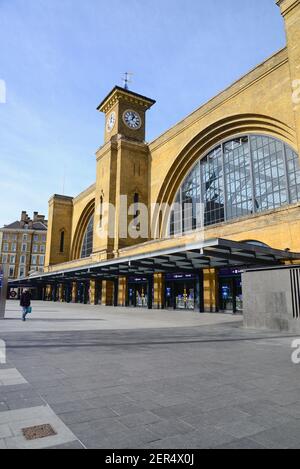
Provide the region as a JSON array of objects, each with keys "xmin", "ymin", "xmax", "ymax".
[
  {"xmin": 1, "ymin": 300, "xmax": 300, "ymax": 449},
  {"xmin": 0, "ymin": 405, "xmax": 80, "ymax": 449}
]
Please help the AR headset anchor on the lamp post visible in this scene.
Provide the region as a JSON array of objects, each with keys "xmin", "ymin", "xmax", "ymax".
[{"xmin": 0, "ymin": 263, "xmax": 8, "ymax": 320}]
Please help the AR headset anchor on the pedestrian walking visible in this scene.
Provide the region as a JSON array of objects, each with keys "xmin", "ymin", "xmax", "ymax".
[{"xmin": 20, "ymin": 289, "xmax": 31, "ymax": 322}]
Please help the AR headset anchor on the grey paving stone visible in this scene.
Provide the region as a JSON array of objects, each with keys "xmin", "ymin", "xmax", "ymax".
[
  {"xmin": 250, "ymin": 421, "xmax": 300, "ymax": 449},
  {"xmin": 151, "ymin": 403, "xmax": 203, "ymax": 419},
  {"xmin": 59, "ymin": 406, "xmax": 117, "ymax": 425},
  {"xmin": 47, "ymin": 440, "xmax": 85, "ymax": 449},
  {"xmin": 84, "ymin": 427, "xmax": 157, "ymax": 449},
  {"xmin": 86, "ymin": 394, "xmax": 132, "ymax": 408},
  {"xmin": 69, "ymin": 417, "xmax": 127, "ymax": 441},
  {"xmin": 181, "ymin": 406, "xmax": 250, "ymax": 428},
  {"xmin": 0, "ymin": 424, "xmax": 12, "ymax": 438},
  {"xmin": 0, "ymin": 439, "xmax": 7, "ymax": 449},
  {"xmin": 147, "ymin": 427, "xmax": 236, "ymax": 449},
  {"xmin": 51, "ymin": 400, "xmax": 95, "ymax": 415},
  {"xmin": 3, "ymin": 303, "xmax": 300, "ymax": 449},
  {"xmin": 6, "ymin": 398, "xmax": 45, "ymax": 411},
  {"xmin": 109, "ymin": 402, "xmax": 147, "ymax": 417},
  {"xmin": 1, "ymin": 405, "xmax": 79, "ymax": 449},
  {"xmin": 216, "ymin": 437, "xmax": 267, "ymax": 449},
  {"xmin": 0, "ymin": 402, "xmax": 9, "ymax": 412},
  {"xmin": 215, "ymin": 420, "xmax": 266, "ymax": 439},
  {"xmin": 144, "ymin": 418, "xmax": 195, "ymax": 439},
  {"xmin": 248, "ymin": 411, "xmax": 296, "ymax": 429},
  {"xmin": 117, "ymin": 411, "xmax": 162, "ymax": 428}
]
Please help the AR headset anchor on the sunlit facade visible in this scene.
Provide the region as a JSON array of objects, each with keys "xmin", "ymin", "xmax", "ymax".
[{"xmin": 10, "ymin": 1, "xmax": 300, "ymax": 316}]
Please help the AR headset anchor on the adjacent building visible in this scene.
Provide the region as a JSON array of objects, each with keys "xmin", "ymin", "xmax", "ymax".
[
  {"xmin": 0, "ymin": 212, "xmax": 48, "ymax": 284},
  {"xmin": 10, "ymin": 1, "xmax": 300, "ymax": 315}
]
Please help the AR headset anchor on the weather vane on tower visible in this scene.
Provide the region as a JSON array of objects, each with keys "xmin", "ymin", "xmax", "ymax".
[{"xmin": 122, "ymin": 72, "xmax": 133, "ymax": 90}]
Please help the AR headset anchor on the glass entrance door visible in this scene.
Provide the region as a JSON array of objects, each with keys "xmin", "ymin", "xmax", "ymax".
[
  {"xmin": 220, "ymin": 280, "xmax": 234, "ymax": 312},
  {"xmin": 165, "ymin": 277, "xmax": 197, "ymax": 310},
  {"xmin": 128, "ymin": 283, "xmax": 148, "ymax": 307},
  {"xmin": 219, "ymin": 275, "xmax": 243, "ymax": 313},
  {"xmin": 136, "ymin": 284, "xmax": 148, "ymax": 308},
  {"xmin": 175, "ymin": 282, "xmax": 195, "ymax": 310}
]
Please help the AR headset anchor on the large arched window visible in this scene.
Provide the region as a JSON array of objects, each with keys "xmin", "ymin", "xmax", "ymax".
[
  {"xmin": 170, "ymin": 135, "xmax": 300, "ymax": 235},
  {"xmin": 81, "ymin": 215, "xmax": 94, "ymax": 258}
]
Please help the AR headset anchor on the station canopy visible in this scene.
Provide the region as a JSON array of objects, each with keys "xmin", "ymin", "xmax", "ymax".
[{"xmin": 9, "ymin": 238, "xmax": 300, "ymax": 287}]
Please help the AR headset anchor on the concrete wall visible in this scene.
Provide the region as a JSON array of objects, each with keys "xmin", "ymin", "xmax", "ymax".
[{"xmin": 243, "ymin": 267, "xmax": 300, "ymax": 333}]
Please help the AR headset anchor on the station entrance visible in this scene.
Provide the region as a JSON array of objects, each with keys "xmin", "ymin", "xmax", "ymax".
[
  {"xmin": 128, "ymin": 277, "xmax": 148, "ymax": 308},
  {"xmin": 219, "ymin": 268, "xmax": 243, "ymax": 313},
  {"xmin": 165, "ymin": 274, "xmax": 197, "ymax": 310}
]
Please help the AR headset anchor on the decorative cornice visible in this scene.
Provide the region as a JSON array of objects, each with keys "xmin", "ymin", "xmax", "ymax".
[
  {"xmin": 277, "ymin": 0, "xmax": 300, "ymax": 16},
  {"xmin": 116, "ymin": 136, "xmax": 149, "ymax": 153},
  {"xmin": 49, "ymin": 194, "xmax": 73, "ymax": 204},
  {"xmin": 97, "ymin": 86, "xmax": 156, "ymax": 114}
]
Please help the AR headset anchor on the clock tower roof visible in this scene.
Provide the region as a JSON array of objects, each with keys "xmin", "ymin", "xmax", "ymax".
[{"xmin": 97, "ymin": 86, "xmax": 156, "ymax": 114}]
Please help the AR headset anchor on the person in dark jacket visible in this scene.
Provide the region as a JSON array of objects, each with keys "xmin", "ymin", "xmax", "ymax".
[{"xmin": 20, "ymin": 289, "xmax": 31, "ymax": 322}]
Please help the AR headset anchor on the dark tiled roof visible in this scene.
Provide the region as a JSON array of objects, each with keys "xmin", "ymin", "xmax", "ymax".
[
  {"xmin": 1, "ymin": 221, "xmax": 47, "ymax": 231},
  {"xmin": 2, "ymin": 221, "xmax": 20, "ymax": 229},
  {"xmin": 32, "ymin": 222, "xmax": 48, "ymax": 231}
]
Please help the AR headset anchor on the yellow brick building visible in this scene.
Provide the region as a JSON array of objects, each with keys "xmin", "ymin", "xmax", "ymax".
[
  {"xmin": 1, "ymin": 211, "xmax": 47, "ymax": 298},
  {"xmin": 11, "ymin": 0, "xmax": 300, "ymax": 312}
]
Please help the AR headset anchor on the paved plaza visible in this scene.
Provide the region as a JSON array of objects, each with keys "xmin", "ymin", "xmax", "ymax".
[{"xmin": 0, "ymin": 301, "xmax": 300, "ymax": 449}]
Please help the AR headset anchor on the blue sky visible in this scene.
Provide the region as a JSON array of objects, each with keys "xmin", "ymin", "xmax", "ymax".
[{"xmin": 0, "ymin": 0, "xmax": 285, "ymax": 227}]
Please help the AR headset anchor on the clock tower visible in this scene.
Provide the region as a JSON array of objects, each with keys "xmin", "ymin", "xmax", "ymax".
[
  {"xmin": 97, "ymin": 86, "xmax": 156, "ymax": 143},
  {"xmin": 93, "ymin": 86, "xmax": 156, "ymax": 260}
]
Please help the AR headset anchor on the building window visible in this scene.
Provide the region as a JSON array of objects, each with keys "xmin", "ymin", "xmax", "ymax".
[
  {"xmin": 22, "ymin": 243, "xmax": 27, "ymax": 252},
  {"xmin": 81, "ymin": 216, "xmax": 94, "ymax": 259},
  {"xmin": 8, "ymin": 266, "xmax": 15, "ymax": 278},
  {"xmin": 40, "ymin": 245, "xmax": 45, "ymax": 253},
  {"xmin": 170, "ymin": 135, "xmax": 300, "ymax": 235},
  {"xmin": 3, "ymin": 243, "xmax": 8, "ymax": 252},
  {"xmin": 59, "ymin": 231, "xmax": 65, "ymax": 253},
  {"xmin": 2, "ymin": 254, "xmax": 8, "ymax": 264},
  {"xmin": 12, "ymin": 234, "xmax": 17, "ymax": 241},
  {"xmin": 3, "ymin": 233, "xmax": 9, "ymax": 241},
  {"xmin": 20, "ymin": 255, "xmax": 26, "ymax": 265},
  {"xmin": 41, "ymin": 235, "xmax": 46, "ymax": 242},
  {"xmin": 133, "ymin": 193, "xmax": 139, "ymax": 219},
  {"xmin": 34, "ymin": 234, "xmax": 39, "ymax": 242},
  {"xmin": 33, "ymin": 244, "xmax": 38, "ymax": 253},
  {"xmin": 133, "ymin": 193, "xmax": 139, "ymax": 226},
  {"xmin": 39, "ymin": 255, "xmax": 45, "ymax": 266},
  {"xmin": 99, "ymin": 196, "xmax": 104, "ymax": 229},
  {"xmin": 31, "ymin": 255, "xmax": 37, "ymax": 266},
  {"xmin": 9, "ymin": 255, "xmax": 16, "ymax": 264},
  {"xmin": 19, "ymin": 266, "xmax": 25, "ymax": 278},
  {"xmin": 23, "ymin": 234, "xmax": 28, "ymax": 241},
  {"xmin": 11, "ymin": 243, "xmax": 17, "ymax": 252}
]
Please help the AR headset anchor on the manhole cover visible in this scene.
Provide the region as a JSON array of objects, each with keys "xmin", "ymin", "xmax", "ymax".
[{"xmin": 22, "ymin": 424, "xmax": 57, "ymax": 441}]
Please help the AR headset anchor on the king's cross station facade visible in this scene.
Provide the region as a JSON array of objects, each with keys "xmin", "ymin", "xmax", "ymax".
[{"xmin": 9, "ymin": 1, "xmax": 300, "ymax": 317}]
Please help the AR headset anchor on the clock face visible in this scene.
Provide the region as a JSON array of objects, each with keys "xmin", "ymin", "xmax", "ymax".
[
  {"xmin": 123, "ymin": 110, "xmax": 142, "ymax": 130},
  {"xmin": 106, "ymin": 111, "xmax": 116, "ymax": 132}
]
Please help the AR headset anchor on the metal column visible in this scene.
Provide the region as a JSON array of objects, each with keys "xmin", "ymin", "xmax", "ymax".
[
  {"xmin": 0, "ymin": 265, "xmax": 8, "ymax": 320},
  {"xmin": 147, "ymin": 275, "xmax": 153, "ymax": 310}
]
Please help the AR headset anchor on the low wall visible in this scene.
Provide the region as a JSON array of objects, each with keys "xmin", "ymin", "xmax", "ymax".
[{"xmin": 243, "ymin": 267, "xmax": 300, "ymax": 333}]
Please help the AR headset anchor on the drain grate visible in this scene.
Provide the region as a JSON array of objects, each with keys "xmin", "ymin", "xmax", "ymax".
[{"xmin": 22, "ymin": 424, "xmax": 57, "ymax": 441}]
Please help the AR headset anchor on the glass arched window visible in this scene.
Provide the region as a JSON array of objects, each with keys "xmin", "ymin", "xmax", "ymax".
[
  {"xmin": 81, "ymin": 215, "xmax": 94, "ymax": 258},
  {"xmin": 170, "ymin": 135, "xmax": 300, "ymax": 235}
]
